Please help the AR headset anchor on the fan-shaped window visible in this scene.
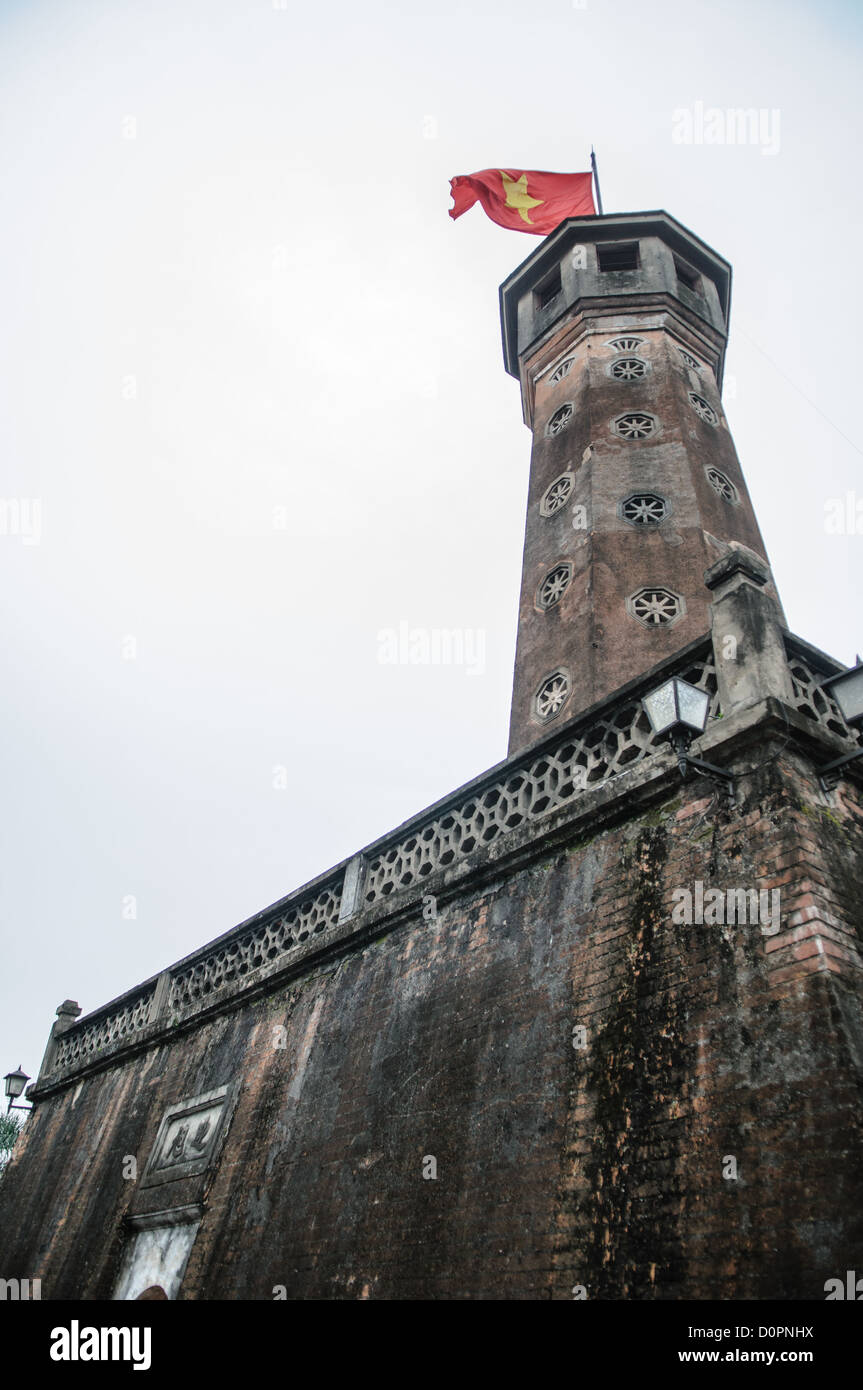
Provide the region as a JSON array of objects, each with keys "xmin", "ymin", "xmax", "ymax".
[
  {"xmin": 689, "ymin": 392, "xmax": 719, "ymax": 426},
  {"xmin": 610, "ymin": 356, "xmax": 648, "ymax": 381},
  {"xmin": 537, "ymin": 563, "xmax": 573, "ymax": 610},
  {"xmin": 545, "ymin": 403, "xmax": 574, "ymax": 437},
  {"xmin": 535, "ymin": 670, "xmax": 571, "ymax": 721},
  {"xmin": 613, "ymin": 412, "xmax": 657, "ymax": 440},
  {"xmin": 549, "ymin": 357, "xmax": 575, "ymax": 384},
  {"xmin": 619, "ymin": 493, "xmax": 669, "ymax": 526},
  {"xmin": 540, "ymin": 472, "xmax": 574, "ymax": 517},
  {"xmin": 626, "ymin": 587, "xmax": 685, "ymax": 627},
  {"xmin": 705, "ymin": 468, "xmax": 739, "ymax": 504}
]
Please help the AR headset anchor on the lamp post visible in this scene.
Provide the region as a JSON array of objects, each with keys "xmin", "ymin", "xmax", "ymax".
[
  {"xmin": 4, "ymin": 1065, "xmax": 32, "ymax": 1114},
  {"xmin": 642, "ymin": 676, "xmax": 734, "ymax": 795},
  {"xmin": 818, "ymin": 658, "xmax": 863, "ymax": 790}
]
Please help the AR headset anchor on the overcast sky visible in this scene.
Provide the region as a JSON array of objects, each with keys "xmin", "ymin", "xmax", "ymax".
[{"xmin": 2, "ymin": 0, "xmax": 861, "ymax": 1089}]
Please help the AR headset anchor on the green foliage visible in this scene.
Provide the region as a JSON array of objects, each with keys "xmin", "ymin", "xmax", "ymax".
[{"xmin": 0, "ymin": 1112, "xmax": 25, "ymax": 1174}]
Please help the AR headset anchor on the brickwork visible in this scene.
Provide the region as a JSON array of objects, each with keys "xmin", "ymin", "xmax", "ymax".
[
  {"xmin": 555, "ymin": 749, "xmax": 863, "ymax": 1300},
  {"xmin": 501, "ymin": 215, "xmax": 783, "ymax": 756}
]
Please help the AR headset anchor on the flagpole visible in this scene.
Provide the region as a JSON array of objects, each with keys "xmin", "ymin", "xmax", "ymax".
[{"xmin": 590, "ymin": 147, "xmax": 604, "ymax": 216}]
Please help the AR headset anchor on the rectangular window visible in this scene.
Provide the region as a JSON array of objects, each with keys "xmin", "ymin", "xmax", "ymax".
[
  {"xmin": 535, "ymin": 267, "xmax": 561, "ymax": 309},
  {"xmin": 597, "ymin": 242, "xmax": 640, "ymax": 272},
  {"xmin": 674, "ymin": 257, "xmax": 702, "ymax": 294}
]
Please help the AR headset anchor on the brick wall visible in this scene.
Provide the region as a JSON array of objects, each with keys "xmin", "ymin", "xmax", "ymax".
[{"xmin": 2, "ymin": 739, "xmax": 861, "ymax": 1299}]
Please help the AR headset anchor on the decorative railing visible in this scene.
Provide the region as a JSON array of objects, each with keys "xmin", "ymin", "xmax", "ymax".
[
  {"xmin": 45, "ymin": 640, "xmax": 723, "ymax": 1083},
  {"xmin": 52, "ymin": 984, "xmax": 157, "ymax": 1074},
  {"xmin": 362, "ymin": 648, "xmax": 720, "ymax": 907},
  {"xmin": 784, "ymin": 636, "xmax": 862, "ymax": 745},
  {"xmin": 168, "ymin": 882, "xmax": 342, "ymax": 1013}
]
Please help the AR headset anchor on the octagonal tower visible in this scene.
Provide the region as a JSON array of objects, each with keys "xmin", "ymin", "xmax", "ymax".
[{"xmin": 500, "ymin": 211, "xmax": 783, "ymax": 756}]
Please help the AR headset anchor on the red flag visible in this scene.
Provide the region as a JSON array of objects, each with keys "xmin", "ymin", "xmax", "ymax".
[{"xmin": 449, "ymin": 168, "xmax": 595, "ymax": 235}]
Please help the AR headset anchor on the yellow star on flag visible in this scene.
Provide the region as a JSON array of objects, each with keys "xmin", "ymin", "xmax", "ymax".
[{"xmin": 499, "ymin": 171, "xmax": 544, "ymax": 224}]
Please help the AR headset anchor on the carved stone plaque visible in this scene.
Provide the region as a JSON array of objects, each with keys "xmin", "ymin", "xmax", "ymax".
[{"xmin": 140, "ymin": 1084, "xmax": 236, "ymax": 1189}]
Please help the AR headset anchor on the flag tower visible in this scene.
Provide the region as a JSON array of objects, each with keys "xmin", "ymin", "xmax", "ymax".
[{"xmin": 499, "ymin": 211, "xmax": 783, "ymax": 754}]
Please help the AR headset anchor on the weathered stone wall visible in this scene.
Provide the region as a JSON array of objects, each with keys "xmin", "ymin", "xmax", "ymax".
[{"xmin": 2, "ymin": 734, "xmax": 861, "ymax": 1300}]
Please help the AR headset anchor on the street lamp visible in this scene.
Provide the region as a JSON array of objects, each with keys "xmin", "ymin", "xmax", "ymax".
[
  {"xmin": 4, "ymin": 1065, "xmax": 32, "ymax": 1114},
  {"xmin": 818, "ymin": 658, "xmax": 863, "ymax": 790},
  {"xmin": 642, "ymin": 676, "xmax": 733, "ymax": 793}
]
